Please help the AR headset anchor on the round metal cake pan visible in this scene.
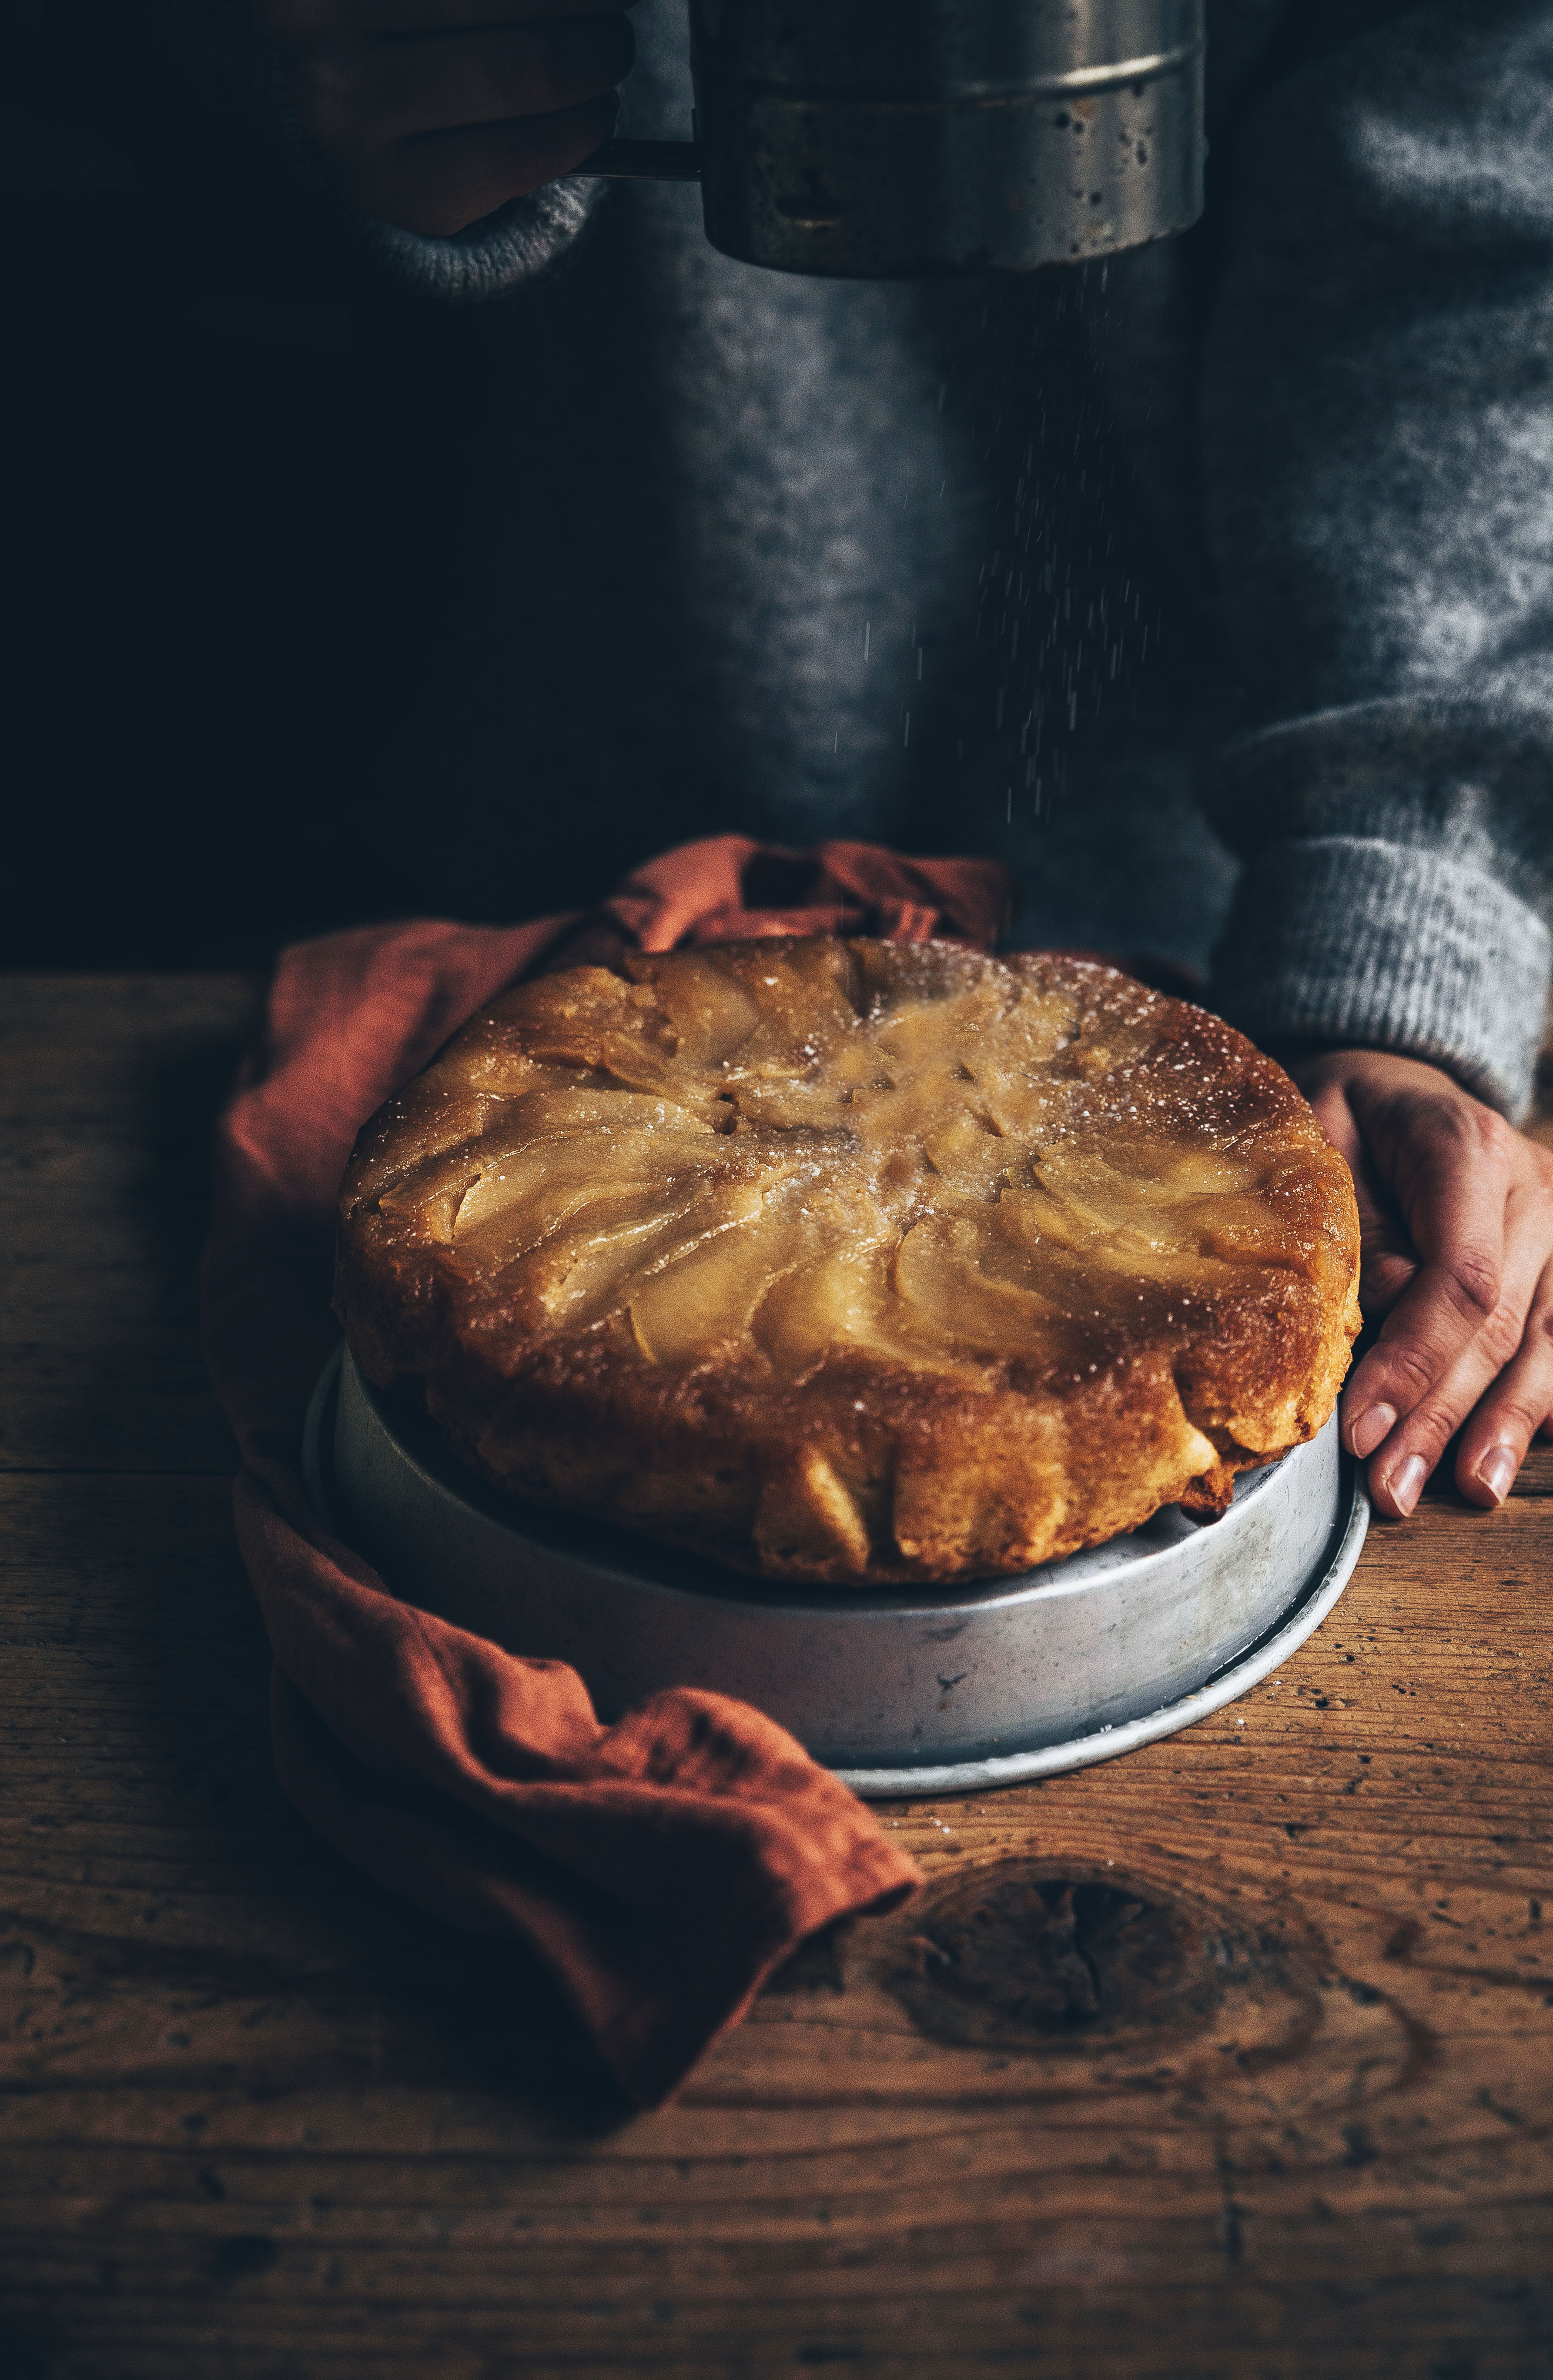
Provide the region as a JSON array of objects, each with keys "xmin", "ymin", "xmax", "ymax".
[{"xmin": 302, "ymin": 1347, "xmax": 1367, "ymax": 1795}]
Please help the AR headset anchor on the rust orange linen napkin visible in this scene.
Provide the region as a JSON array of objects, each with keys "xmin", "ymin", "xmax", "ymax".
[{"xmin": 201, "ymin": 836, "xmax": 1013, "ymax": 2107}]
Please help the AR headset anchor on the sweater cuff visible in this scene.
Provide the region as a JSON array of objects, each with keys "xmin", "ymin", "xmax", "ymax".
[
  {"xmin": 1212, "ymin": 837, "xmax": 1550, "ymax": 1119},
  {"xmin": 356, "ymin": 182, "xmax": 602, "ymax": 302}
]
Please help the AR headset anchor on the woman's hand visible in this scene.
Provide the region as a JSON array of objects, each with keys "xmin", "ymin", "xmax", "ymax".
[
  {"xmin": 254, "ymin": 0, "xmax": 636, "ymax": 235},
  {"xmin": 1291, "ymin": 1049, "xmax": 1553, "ymax": 1518}
]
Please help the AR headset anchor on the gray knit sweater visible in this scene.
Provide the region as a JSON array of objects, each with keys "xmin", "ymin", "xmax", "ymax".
[{"xmin": 138, "ymin": 0, "xmax": 1553, "ymax": 1114}]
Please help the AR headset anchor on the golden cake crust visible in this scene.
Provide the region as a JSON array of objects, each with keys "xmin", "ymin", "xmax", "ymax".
[{"xmin": 334, "ymin": 939, "xmax": 1361, "ymax": 1585}]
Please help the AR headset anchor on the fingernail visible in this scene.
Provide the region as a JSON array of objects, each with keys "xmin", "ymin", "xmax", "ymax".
[
  {"xmin": 1350, "ymin": 1403, "xmax": 1397, "ymax": 1461},
  {"xmin": 1475, "ymin": 1446, "xmax": 1518, "ymax": 1506},
  {"xmin": 1385, "ymin": 1453, "xmax": 1428, "ymax": 1517}
]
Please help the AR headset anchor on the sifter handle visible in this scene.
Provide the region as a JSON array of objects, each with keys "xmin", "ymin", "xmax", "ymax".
[{"xmin": 569, "ymin": 138, "xmax": 702, "ymax": 181}]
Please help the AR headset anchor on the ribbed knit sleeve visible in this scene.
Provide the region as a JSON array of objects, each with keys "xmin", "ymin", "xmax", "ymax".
[
  {"xmin": 348, "ymin": 191, "xmax": 600, "ymax": 301},
  {"xmin": 1201, "ymin": 3, "xmax": 1553, "ymax": 1116}
]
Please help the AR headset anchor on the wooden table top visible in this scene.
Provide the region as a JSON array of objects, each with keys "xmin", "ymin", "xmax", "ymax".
[{"xmin": 2, "ymin": 973, "xmax": 1550, "ymax": 2380}]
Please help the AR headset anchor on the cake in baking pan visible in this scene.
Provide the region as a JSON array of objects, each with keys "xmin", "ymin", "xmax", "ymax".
[{"xmin": 334, "ymin": 939, "xmax": 1361, "ymax": 1586}]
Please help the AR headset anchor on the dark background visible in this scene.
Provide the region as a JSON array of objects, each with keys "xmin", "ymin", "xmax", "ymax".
[
  {"xmin": 7, "ymin": 2, "xmax": 440, "ymax": 966},
  {"xmin": 4, "ymin": 3, "xmax": 1234, "ymax": 977}
]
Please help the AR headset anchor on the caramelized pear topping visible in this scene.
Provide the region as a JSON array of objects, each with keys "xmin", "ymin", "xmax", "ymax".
[{"xmin": 336, "ymin": 939, "xmax": 1361, "ymax": 1584}]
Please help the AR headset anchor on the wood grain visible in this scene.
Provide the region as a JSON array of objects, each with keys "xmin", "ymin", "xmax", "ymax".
[
  {"xmin": 1, "ymin": 976, "xmax": 1550, "ymax": 2380},
  {"xmin": 0, "ymin": 976, "xmax": 260, "ymax": 1476}
]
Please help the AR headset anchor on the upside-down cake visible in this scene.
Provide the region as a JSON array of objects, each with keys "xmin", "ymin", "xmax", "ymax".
[{"xmin": 335, "ymin": 939, "xmax": 1360, "ymax": 1585}]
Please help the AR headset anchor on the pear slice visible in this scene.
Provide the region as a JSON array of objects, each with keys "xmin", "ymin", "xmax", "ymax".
[
  {"xmin": 645, "ymin": 950, "xmax": 764, "ymax": 1068},
  {"xmin": 873, "ymin": 976, "xmax": 1011, "ymax": 1076},
  {"xmin": 452, "ymin": 1135, "xmax": 732, "ymax": 1257},
  {"xmin": 505, "ymin": 1086, "xmax": 714, "ymax": 1139},
  {"xmin": 753, "ymin": 1448, "xmax": 873, "ymax": 1577},
  {"xmin": 353, "ymin": 1084, "xmax": 490, "ymax": 1215},
  {"xmin": 378, "ymin": 1101, "xmax": 689, "ymax": 1235},
  {"xmin": 526, "ymin": 1199, "xmax": 708, "ymax": 1328},
  {"xmin": 709, "ymin": 940, "xmax": 862, "ymax": 1070},
  {"xmin": 727, "ymin": 1078, "xmax": 855, "ymax": 1133},
  {"xmin": 892, "ymin": 1215, "xmax": 1063, "ymax": 1354},
  {"xmin": 626, "ymin": 1178, "xmax": 786, "ymax": 1365},
  {"xmin": 753, "ymin": 1240, "xmax": 985, "ymax": 1384}
]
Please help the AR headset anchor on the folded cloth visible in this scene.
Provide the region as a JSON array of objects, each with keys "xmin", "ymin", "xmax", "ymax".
[{"xmin": 201, "ymin": 836, "xmax": 1013, "ymax": 2106}]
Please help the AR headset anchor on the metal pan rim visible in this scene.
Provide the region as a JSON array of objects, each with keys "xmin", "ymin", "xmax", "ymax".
[
  {"xmin": 833, "ymin": 1477, "xmax": 1366, "ymax": 1796},
  {"xmin": 301, "ymin": 1347, "xmax": 1367, "ymax": 1795},
  {"xmin": 306, "ymin": 1346, "xmax": 1315, "ymax": 1624}
]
